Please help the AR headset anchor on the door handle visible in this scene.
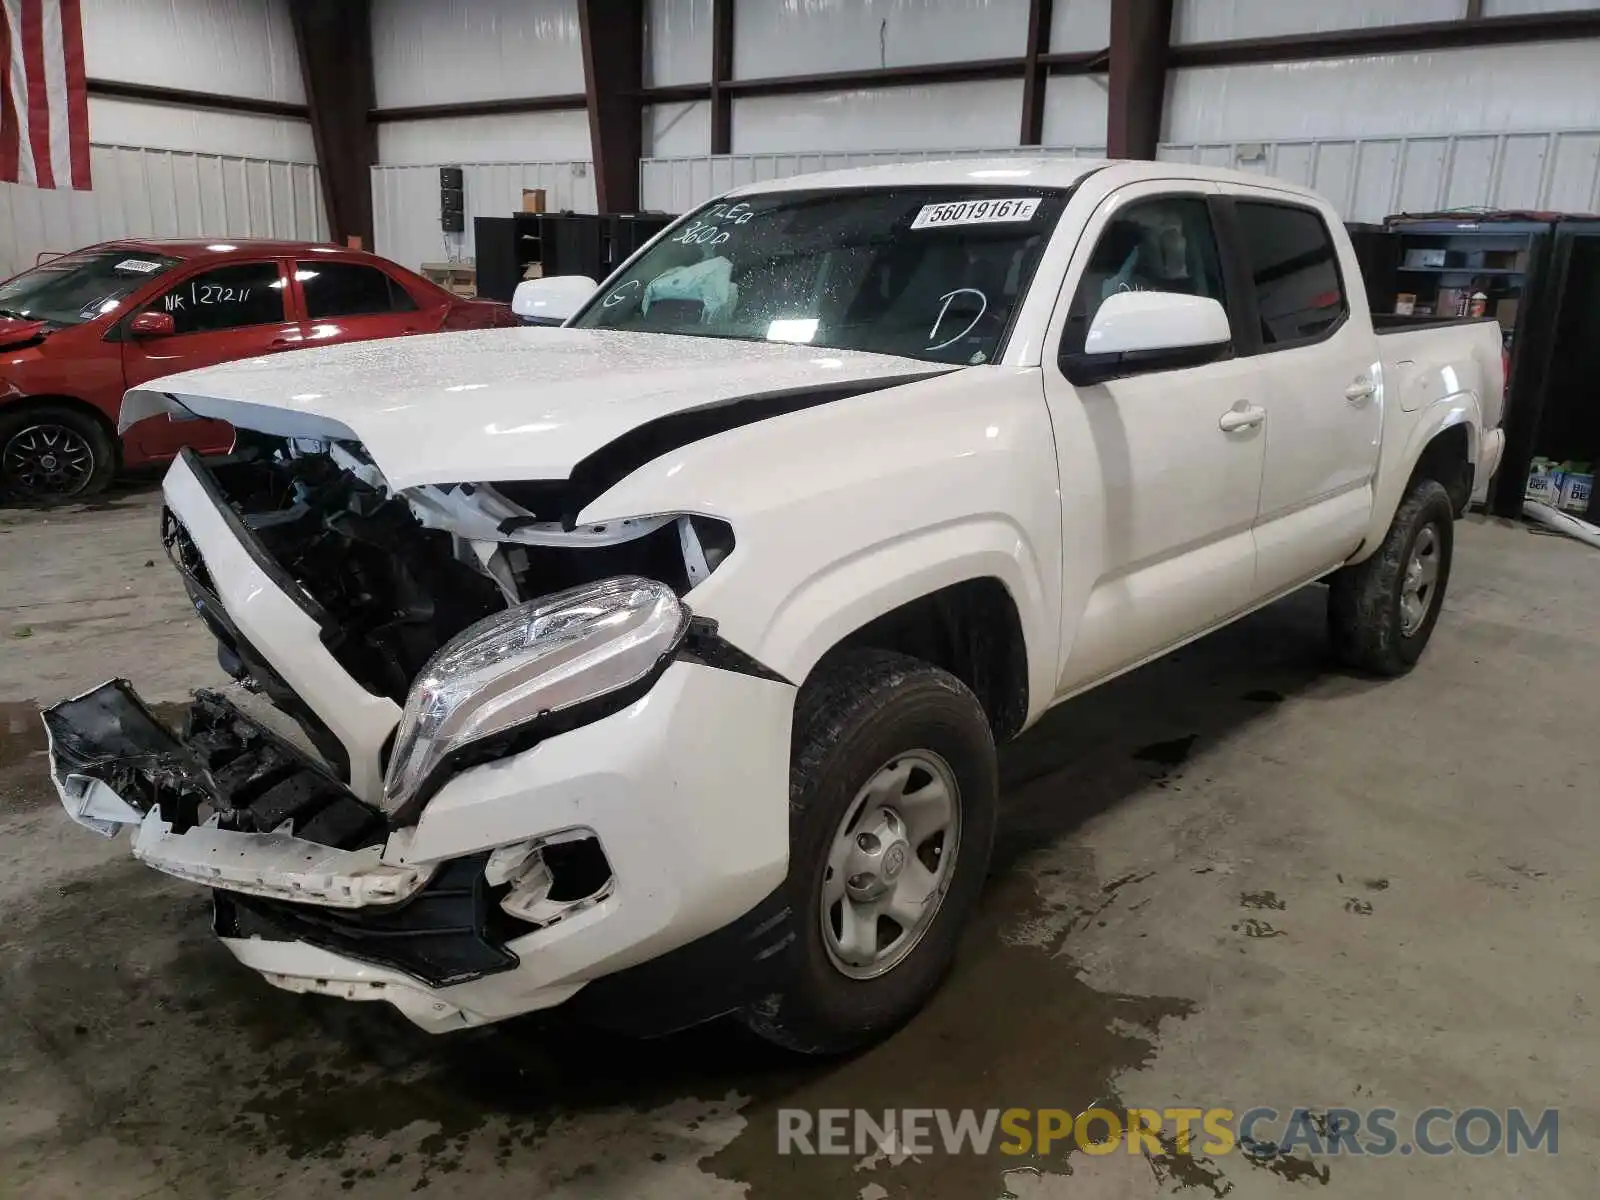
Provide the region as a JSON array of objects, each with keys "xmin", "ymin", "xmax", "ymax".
[
  {"xmin": 267, "ymin": 338, "xmax": 298, "ymax": 351},
  {"xmin": 1346, "ymin": 377, "xmax": 1376, "ymax": 404},
  {"xmin": 1219, "ymin": 403, "xmax": 1266, "ymax": 433}
]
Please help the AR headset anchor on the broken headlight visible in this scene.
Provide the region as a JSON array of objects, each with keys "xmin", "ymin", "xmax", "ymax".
[{"xmin": 383, "ymin": 577, "xmax": 690, "ymax": 816}]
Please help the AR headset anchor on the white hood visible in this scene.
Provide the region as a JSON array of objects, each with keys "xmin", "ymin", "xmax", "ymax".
[{"xmin": 122, "ymin": 328, "xmax": 934, "ymax": 491}]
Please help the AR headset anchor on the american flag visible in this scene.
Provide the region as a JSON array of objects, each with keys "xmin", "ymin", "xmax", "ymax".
[{"xmin": 1, "ymin": 0, "xmax": 90, "ymax": 189}]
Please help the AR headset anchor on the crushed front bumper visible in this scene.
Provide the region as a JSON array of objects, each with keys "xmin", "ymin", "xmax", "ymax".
[{"xmin": 44, "ymin": 660, "xmax": 795, "ymax": 1033}]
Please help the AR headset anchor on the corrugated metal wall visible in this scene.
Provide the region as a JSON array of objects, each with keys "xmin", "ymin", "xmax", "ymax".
[
  {"xmin": 371, "ymin": 161, "xmax": 598, "ymax": 272},
  {"xmin": 640, "ymin": 128, "xmax": 1600, "ymax": 220},
  {"xmin": 1160, "ymin": 130, "xmax": 1600, "ymax": 219},
  {"xmin": 0, "ymin": 145, "xmax": 327, "ymax": 280}
]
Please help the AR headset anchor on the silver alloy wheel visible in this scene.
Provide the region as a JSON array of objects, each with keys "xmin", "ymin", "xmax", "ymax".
[
  {"xmin": 820, "ymin": 749, "xmax": 962, "ymax": 980},
  {"xmin": 2, "ymin": 423, "xmax": 96, "ymax": 498},
  {"xmin": 1400, "ymin": 523, "xmax": 1441, "ymax": 636}
]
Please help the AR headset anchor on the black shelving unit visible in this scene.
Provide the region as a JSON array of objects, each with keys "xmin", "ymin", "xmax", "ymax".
[
  {"xmin": 473, "ymin": 212, "xmax": 677, "ymax": 303},
  {"xmin": 1377, "ymin": 216, "xmax": 1561, "ymax": 518}
]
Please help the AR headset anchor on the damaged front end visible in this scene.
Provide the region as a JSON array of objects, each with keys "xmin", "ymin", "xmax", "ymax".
[
  {"xmin": 40, "ymin": 435, "xmax": 792, "ymax": 1031},
  {"xmin": 45, "ymin": 680, "xmax": 425, "ymax": 906}
]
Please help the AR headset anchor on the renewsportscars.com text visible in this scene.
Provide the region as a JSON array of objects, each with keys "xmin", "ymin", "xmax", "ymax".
[{"xmin": 777, "ymin": 1106, "xmax": 1559, "ymax": 1159}]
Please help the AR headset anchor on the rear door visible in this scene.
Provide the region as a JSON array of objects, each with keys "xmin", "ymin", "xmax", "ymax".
[
  {"xmin": 120, "ymin": 258, "xmax": 301, "ymax": 460},
  {"xmin": 1042, "ymin": 182, "xmax": 1270, "ymax": 695},
  {"xmin": 1223, "ymin": 192, "xmax": 1383, "ymax": 594},
  {"xmin": 294, "ymin": 259, "xmax": 427, "ymax": 349}
]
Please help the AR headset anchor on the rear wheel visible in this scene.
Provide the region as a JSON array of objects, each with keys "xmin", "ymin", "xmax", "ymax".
[
  {"xmin": 0, "ymin": 403, "xmax": 116, "ymax": 501},
  {"xmin": 1328, "ymin": 478, "xmax": 1455, "ymax": 676},
  {"xmin": 740, "ymin": 649, "xmax": 998, "ymax": 1055}
]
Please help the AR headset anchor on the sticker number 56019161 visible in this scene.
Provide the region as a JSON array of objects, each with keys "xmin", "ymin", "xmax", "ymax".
[{"xmin": 910, "ymin": 197, "xmax": 1042, "ymax": 230}]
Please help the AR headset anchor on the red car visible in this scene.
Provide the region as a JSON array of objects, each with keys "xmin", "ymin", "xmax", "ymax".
[{"xmin": 0, "ymin": 239, "xmax": 518, "ymax": 499}]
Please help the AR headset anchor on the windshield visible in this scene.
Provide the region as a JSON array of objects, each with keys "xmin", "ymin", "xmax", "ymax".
[
  {"xmin": 0, "ymin": 250, "xmax": 180, "ymax": 326},
  {"xmin": 571, "ymin": 186, "xmax": 1069, "ymax": 364}
]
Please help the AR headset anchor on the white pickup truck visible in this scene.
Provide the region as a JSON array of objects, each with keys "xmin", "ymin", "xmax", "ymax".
[{"xmin": 44, "ymin": 159, "xmax": 1504, "ymax": 1053}]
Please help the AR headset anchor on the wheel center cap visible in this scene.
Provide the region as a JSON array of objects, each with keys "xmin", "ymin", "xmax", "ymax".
[
  {"xmin": 882, "ymin": 841, "xmax": 908, "ymax": 880},
  {"xmin": 40, "ymin": 454, "xmax": 58, "ymax": 471}
]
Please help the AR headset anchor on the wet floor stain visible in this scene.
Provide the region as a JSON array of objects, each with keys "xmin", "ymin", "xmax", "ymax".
[
  {"xmin": 1132, "ymin": 735, "xmax": 1198, "ymax": 769},
  {"xmin": 1232, "ymin": 919, "xmax": 1285, "ymax": 939},
  {"xmin": 703, "ymin": 871, "xmax": 1196, "ymax": 1199}
]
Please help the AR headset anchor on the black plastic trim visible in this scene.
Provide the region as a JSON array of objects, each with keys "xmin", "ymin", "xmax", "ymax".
[
  {"xmin": 678, "ymin": 617, "xmax": 791, "ymax": 684},
  {"xmin": 569, "ymin": 882, "xmax": 791, "ymax": 1037},
  {"xmin": 212, "ymin": 854, "xmax": 519, "ymax": 989}
]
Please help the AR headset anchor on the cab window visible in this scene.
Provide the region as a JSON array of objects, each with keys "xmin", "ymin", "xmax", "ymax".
[
  {"xmin": 1232, "ymin": 201, "xmax": 1347, "ymax": 347},
  {"xmin": 1061, "ymin": 195, "xmax": 1228, "ymax": 357},
  {"xmin": 152, "ymin": 262, "xmax": 286, "ymax": 334}
]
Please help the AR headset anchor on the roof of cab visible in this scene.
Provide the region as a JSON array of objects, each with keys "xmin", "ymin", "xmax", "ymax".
[{"xmin": 723, "ymin": 156, "xmax": 1327, "ymax": 204}]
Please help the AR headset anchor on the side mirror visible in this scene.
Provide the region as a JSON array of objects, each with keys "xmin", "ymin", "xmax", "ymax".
[
  {"xmin": 129, "ymin": 310, "xmax": 175, "ymax": 338},
  {"xmin": 1063, "ymin": 292, "xmax": 1231, "ymax": 385},
  {"xmin": 511, "ymin": 275, "xmax": 598, "ymax": 326}
]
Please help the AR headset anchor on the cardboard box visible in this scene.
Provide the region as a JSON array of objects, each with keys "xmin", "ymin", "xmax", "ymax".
[
  {"xmin": 1559, "ymin": 471, "xmax": 1593, "ymax": 514},
  {"xmin": 521, "ymin": 188, "xmax": 547, "ymax": 214},
  {"xmin": 1494, "ymin": 297, "xmax": 1519, "ymax": 331},
  {"xmin": 1436, "ymin": 287, "xmax": 1466, "ymax": 318}
]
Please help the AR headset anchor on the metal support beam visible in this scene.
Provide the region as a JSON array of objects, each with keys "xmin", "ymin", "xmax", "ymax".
[
  {"xmin": 578, "ymin": 0, "xmax": 644, "ymax": 212},
  {"xmin": 1019, "ymin": 0, "xmax": 1055, "ymax": 145},
  {"xmin": 710, "ymin": 0, "xmax": 734, "ymax": 154},
  {"xmin": 371, "ymin": 95, "xmax": 586, "ymax": 123},
  {"xmin": 86, "ymin": 78, "xmax": 308, "ymax": 120},
  {"xmin": 1169, "ymin": 9, "xmax": 1600, "ymax": 66},
  {"xmin": 288, "ymin": 0, "xmax": 375, "ymax": 248},
  {"xmin": 1107, "ymin": 0, "xmax": 1173, "ymax": 159}
]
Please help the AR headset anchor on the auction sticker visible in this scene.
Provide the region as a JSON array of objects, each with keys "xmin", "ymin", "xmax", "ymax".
[
  {"xmin": 911, "ymin": 197, "xmax": 1041, "ymax": 229},
  {"xmin": 114, "ymin": 258, "xmax": 165, "ymax": 273}
]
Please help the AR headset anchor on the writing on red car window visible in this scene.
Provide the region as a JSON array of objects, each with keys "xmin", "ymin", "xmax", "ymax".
[{"xmin": 164, "ymin": 282, "xmax": 253, "ymax": 312}]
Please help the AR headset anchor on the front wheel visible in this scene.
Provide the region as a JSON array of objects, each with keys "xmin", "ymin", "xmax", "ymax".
[
  {"xmin": 740, "ymin": 649, "xmax": 998, "ymax": 1055},
  {"xmin": 0, "ymin": 404, "xmax": 116, "ymax": 502},
  {"xmin": 1328, "ymin": 478, "xmax": 1455, "ymax": 676}
]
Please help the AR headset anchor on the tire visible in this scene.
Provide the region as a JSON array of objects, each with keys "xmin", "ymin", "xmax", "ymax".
[
  {"xmin": 739, "ymin": 648, "xmax": 998, "ymax": 1055},
  {"xmin": 1329, "ymin": 478, "xmax": 1455, "ymax": 676},
  {"xmin": 0, "ymin": 402, "xmax": 117, "ymax": 502}
]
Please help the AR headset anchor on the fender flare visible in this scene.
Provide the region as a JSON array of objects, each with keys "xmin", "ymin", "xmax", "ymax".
[{"xmin": 1355, "ymin": 393, "xmax": 1482, "ymax": 560}]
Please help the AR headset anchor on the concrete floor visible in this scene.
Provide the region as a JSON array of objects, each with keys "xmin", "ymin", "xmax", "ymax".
[{"xmin": 2, "ymin": 483, "xmax": 1596, "ymax": 1199}]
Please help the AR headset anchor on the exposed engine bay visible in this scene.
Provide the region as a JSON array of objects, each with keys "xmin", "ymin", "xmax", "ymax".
[{"xmin": 170, "ymin": 437, "xmax": 735, "ymax": 706}]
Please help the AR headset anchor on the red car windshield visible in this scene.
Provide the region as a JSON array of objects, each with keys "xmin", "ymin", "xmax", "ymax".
[{"xmin": 0, "ymin": 250, "xmax": 181, "ymax": 327}]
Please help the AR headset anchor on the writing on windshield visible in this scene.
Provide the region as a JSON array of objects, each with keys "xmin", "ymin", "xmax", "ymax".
[{"xmin": 571, "ymin": 186, "xmax": 1068, "ymax": 365}]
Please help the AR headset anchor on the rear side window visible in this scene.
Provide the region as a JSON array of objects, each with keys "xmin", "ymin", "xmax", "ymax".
[
  {"xmin": 1233, "ymin": 201, "xmax": 1346, "ymax": 347},
  {"xmin": 296, "ymin": 262, "xmax": 417, "ymax": 319},
  {"xmin": 153, "ymin": 262, "xmax": 286, "ymax": 334}
]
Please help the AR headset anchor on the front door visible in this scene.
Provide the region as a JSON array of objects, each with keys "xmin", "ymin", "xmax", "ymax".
[
  {"xmin": 1042, "ymin": 184, "xmax": 1269, "ymax": 695},
  {"xmin": 294, "ymin": 259, "xmax": 425, "ymax": 350},
  {"xmin": 1227, "ymin": 193, "xmax": 1382, "ymax": 594},
  {"xmin": 120, "ymin": 259, "xmax": 301, "ymax": 461}
]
